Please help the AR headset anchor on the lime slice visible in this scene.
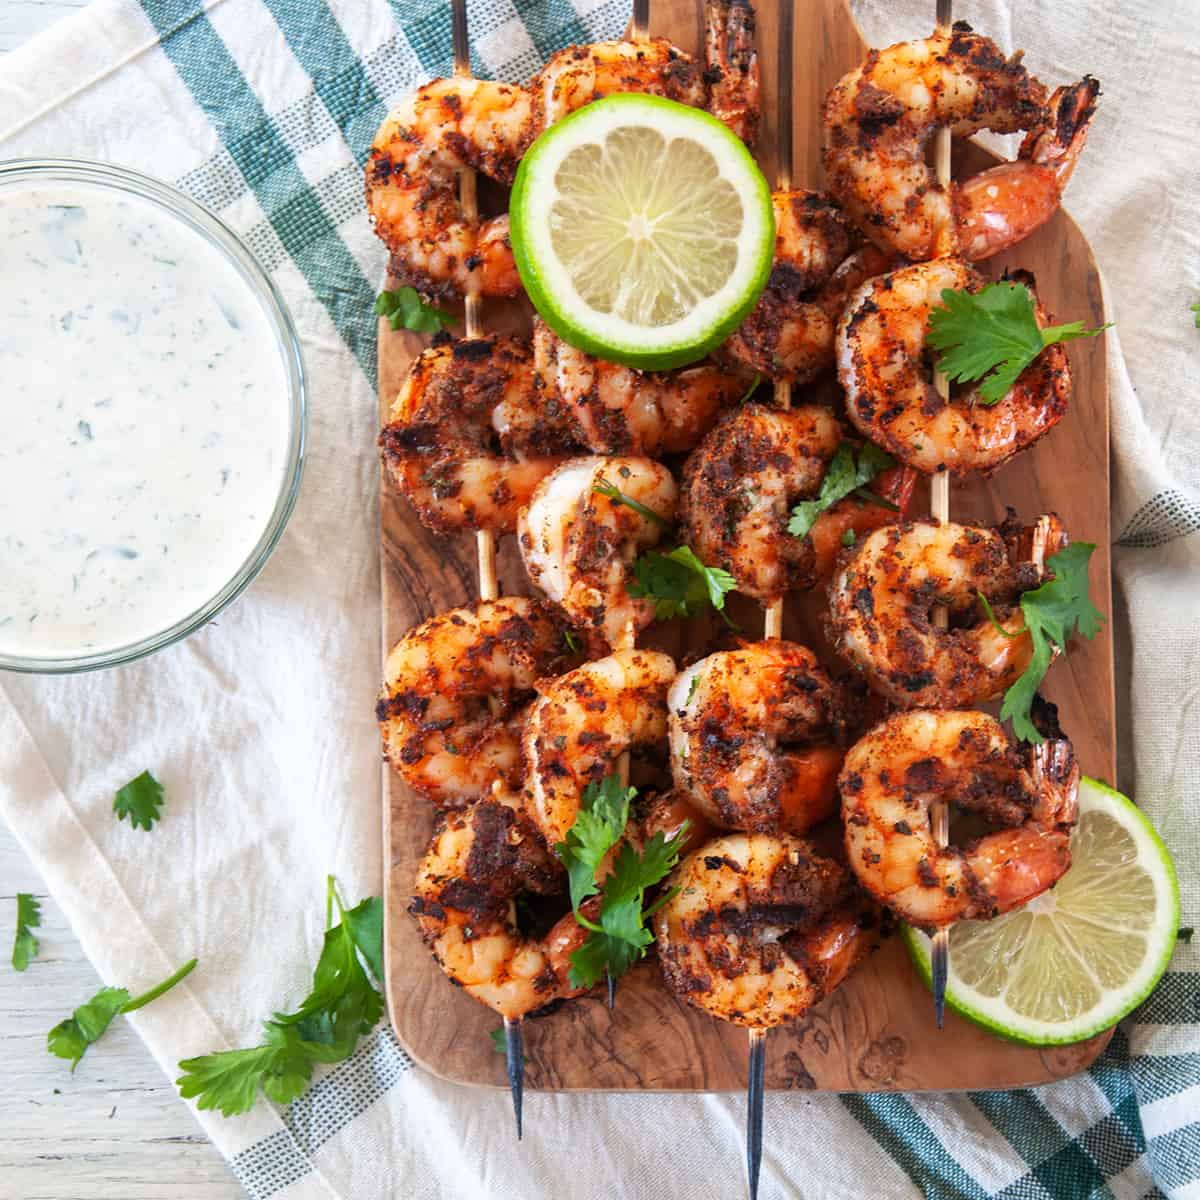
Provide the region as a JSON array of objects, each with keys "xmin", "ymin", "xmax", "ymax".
[
  {"xmin": 903, "ymin": 777, "xmax": 1180, "ymax": 1045},
  {"xmin": 510, "ymin": 93, "xmax": 774, "ymax": 370}
]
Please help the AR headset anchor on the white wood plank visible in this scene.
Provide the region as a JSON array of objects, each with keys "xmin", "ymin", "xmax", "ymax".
[{"xmin": 1, "ymin": 826, "xmax": 243, "ymax": 1198}]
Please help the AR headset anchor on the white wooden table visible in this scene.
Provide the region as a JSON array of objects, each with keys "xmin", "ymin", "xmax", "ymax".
[{"xmin": 1, "ymin": 10, "xmax": 243, "ymax": 1198}]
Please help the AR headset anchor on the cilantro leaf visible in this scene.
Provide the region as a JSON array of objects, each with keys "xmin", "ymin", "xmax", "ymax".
[
  {"xmin": 48, "ymin": 958, "xmax": 197, "ymax": 1071},
  {"xmin": 375, "ymin": 287, "xmax": 455, "ymax": 334},
  {"xmin": 555, "ymin": 772, "xmax": 637, "ymax": 911},
  {"xmin": 628, "ymin": 545, "xmax": 737, "ymax": 624},
  {"xmin": 567, "ymin": 831, "xmax": 685, "ymax": 990},
  {"xmin": 927, "ymin": 282, "xmax": 1109, "ymax": 406},
  {"xmin": 114, "ymin": 770, "xmax": 164, "ymax": 831},
  {"xmin": 564, "ymin": 628, "xmax": 580, "ymax": 654},
  {"xmin": 12, "ymin": 892, "xmax": 41, "ymax": 972},
  {"xmin": 1192, "ymin": 302, "xmax": 1200, "ymax": 330},
  {"xmin": 591, "ymin": 477, "xmax": 671, "ymax": 527},
  {"xmin": 176, "ymin": 879, "xmax": 382, "ymax": 1117},
  {"xmin": 788, "ymin": 442, "xmax": 895, "ymax": 539},
  {"xmin": 999, "ymin": 543, "xmax": 1105, "ymax": 742}
]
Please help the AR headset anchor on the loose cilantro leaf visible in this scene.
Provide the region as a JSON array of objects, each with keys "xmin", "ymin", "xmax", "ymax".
[
  {"xmin": 556, "ymin": 772, "xmax": 637, "ymax": 912},
  {"xmin": 114, "ymin": 770, "xmax": 164, "ymax": 831},
  {"xmin": 928, "ymin": 282, "xmax": 1109, "ymax": 406},
  {"xmin": 628, "ymin": 545, "xmax": 737, "ymax": 624},
  {"xmin": 1192, "ymin": 303, "xmax": 1200, "ymax": 330},
  {"xmin": 999, "ymin": 543, "xmax": 1105, "ymax": 742},
  {"xmin": 48, "ymin": 959, "xmax": 197, "ymax": 1071},
  {"xmin": 591, "ymin": 477, "xmax": 671, "ymax": 527},
  {"xmin": 840, "ymin": 529, "xmax": 857, "ymax": 548},
  {"xmin": 375, "ymin": 287, "xmax": 454, "ymax": 334},
  {"xmin": 12, "ymin": 892, "xmax": 40, "ymax": 972},
  {"xmin": 568, "ymin": 831, "xmax": 685, "ymax": 990},
  {"xmin": 788, "ymin": 442, "xmax": 895, "ymax": 539},
  {"xmin": 177, "ymin": 878, "xmax": 383, "ymax": 1117}
]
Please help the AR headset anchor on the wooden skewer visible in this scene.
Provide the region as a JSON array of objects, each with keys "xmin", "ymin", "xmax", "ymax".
[
  {"xmin": 452, "ymin": 0, "xmax": 520, "ymax": 1131},
  {"xmin": 747, "ymin": 7, "xmax": 795, "ymax": 1196},
  {"xmin": 762, "ymin": 0, "xmax": 795, "ymax": 647},
  {"xmin": 928, "ymin": 0, "xmax": 954, "ymax": 1031}
]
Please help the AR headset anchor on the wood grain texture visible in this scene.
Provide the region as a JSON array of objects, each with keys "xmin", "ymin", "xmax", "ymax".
[{"xmin": 381, "ymin": 0, "xmax": 1113, "ymax": 1094}]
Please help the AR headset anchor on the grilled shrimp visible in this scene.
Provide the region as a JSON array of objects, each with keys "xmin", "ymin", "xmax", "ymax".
[
  {"xmin": 411, "ymin": 800, "xmax": 591, "ymax": 1018},
  {"xmin": 366, "ymin": 78, "xmax": 533, "ymax": 298},
  {"xmin": 823, "ymin": 25, "xmax": 1099, "ymax": 262},
  {"xmin": 669, "ymin": 641, "xmax": 847, "ymax": 834},
  {"xmin": 377, "ymin": 597, "xmax": 567, "ymax": 807},
  {"xmin": 721, "ymin": 191, "xmax": 892, "ymax": 383},
  {"xmin": 524, "ymin": 649, "xmax": 676, "ymax": 846},
  {"xmin": 828, "ymin": 517, "xmax": 1067, "ymax": 708},
  {"xmin": 838, "ymin": 260, "xmax": 1070, "ymax": 475},
  {"xmin": 380, "ymin": 336, "xmax": 583, "ymax": 535},
  {"xmin": 533, "ymin": 320, "xmax": 748, "ymax": 457},
  {"xmin": 654, "ymin": 834, "xmax": 881, "ymax": 1027},
  {"xmin": 533, "ymin": 0, "xmax": 759, "ymax": 143},
  {"xmin": 519, "ymin": 456, "xmax": 677, "ymax": 649},
  {"xmin": 840, "ymin": 709, "xmax": 1080, "ymax": 929}
]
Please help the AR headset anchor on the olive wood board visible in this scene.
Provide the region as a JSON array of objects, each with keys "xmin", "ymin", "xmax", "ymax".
[{"xmin": 378, "ymin": 0, "xmax": 1114, "ymax": 1093}]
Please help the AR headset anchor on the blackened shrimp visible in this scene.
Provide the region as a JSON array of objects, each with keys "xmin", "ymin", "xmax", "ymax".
[
  {"xmin": 366, "ymin": 79, "xmax": 533, "ymax": 298},
  {"xmin": 822, "ymin": 25, "xmax": 1098, "ymax": 262},
  {"xmin": 519, "ymin": 456, "xmax": 677, "ymax": 649},
  {"xmin": 533, "ymin": 0, "xmax": 759, "ymax": 144},
  {"xmin": 669, "ymin": 641, "xmax": 847, "ymax": 834},
  {"xmin": 533, "ymin": 319, "xmax": 748, "ymax": 457},
  {"xmin": 840, "ymin": 709, "xmax": 1080, "ymax": 929},
  {"xmin": 654, "ymin": 834, "xmax": 881, "ymax": 1027},
  {"xmin": 838, "ymin": 260, "xmax": 1070, "ymax": 475},
  {"xmin": 827, "ymin": 517, "xmax": 1066, "ymax": 708},
  {"xmin": 678, "ymin": 404, "xmax": 842, "ymax": 602},
  {"xmin": 721, "ymin": 191, "xmax": 891, "ymax": 383},
  {"xmin": 411, "ymin": 800, "xmax": 592, "ymax": 1018},
  {"xmin": 380, "ymin": 336, "xmax": 583, "ymax": 535},
  {"xmin": 523, "ymin": 649, "xmax": 676, "ymax": 847},
  {"xmin": 377, "ymin": 597, "xmax": 567, "ymax": 808}
]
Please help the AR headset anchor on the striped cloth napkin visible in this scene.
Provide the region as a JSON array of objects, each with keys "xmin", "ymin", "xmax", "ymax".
[{"xmin": 1, "ymin": 1, "xmax": 1196, "ymax": 1197}]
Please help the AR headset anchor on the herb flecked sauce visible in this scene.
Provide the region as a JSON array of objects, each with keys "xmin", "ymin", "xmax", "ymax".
[{"xmin": 0, "ymin": 183, "xmax": 291, "ymax": 660}]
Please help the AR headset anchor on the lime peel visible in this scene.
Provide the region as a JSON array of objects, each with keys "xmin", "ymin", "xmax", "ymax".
[
  {"xmin": 902, "ymin": 777, "xmax": 1180, "ymax": 1046},
  {"xmin": 511, "ymin": 93, "xmax": 774, "ymax": 370}
]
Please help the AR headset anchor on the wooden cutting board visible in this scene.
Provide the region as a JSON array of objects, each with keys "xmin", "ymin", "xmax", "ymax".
[{"xmin": 378, "ymin": 0, "xmax": 1114, "ymax": 1092}]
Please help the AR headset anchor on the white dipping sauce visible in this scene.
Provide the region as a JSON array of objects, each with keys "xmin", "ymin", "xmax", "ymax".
[{"xmin": 0, "ymin": 181, "xmax": 293, "ymax": 661}]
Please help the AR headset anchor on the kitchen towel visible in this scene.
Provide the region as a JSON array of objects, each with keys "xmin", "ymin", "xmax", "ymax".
[{"xmin": 1, "ymin": 0, "xmax": 1197, "ymax": 1197}]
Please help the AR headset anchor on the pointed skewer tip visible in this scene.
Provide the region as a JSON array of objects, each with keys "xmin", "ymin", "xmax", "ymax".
[
  {"xmin": 746, "ymin": 1028, "xmax": 767, "ymax": 1200},
  {"xmin": 607, "ymin": 971, "xmax": 617, "ymax": 1010},
  {"xmin": 503, "ymin": 1016, "xmax": 525, "ymax": 1141},
  {"xmin": 931, "ymin": 929, "xmax": 949, "ymax": 1030}
]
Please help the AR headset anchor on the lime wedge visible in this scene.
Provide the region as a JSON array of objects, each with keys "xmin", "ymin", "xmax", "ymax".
[
  {"xmin": 903, "ymin": 777, "xmax": 1180, "ymax": 1045},
  {"xmin": 510, "ymin": 93, "xmax": 774, "ymax": 370}
]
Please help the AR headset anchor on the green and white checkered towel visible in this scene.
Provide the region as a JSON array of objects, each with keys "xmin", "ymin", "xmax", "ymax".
[{"xmin": 1, "ymin": 1, "xmax": 1197, "ymax": 1197}]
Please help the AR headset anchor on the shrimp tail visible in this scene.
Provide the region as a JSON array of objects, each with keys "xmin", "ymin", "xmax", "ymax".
[{"xmin": 1019, "ymin": 75, "xmax": 1101, "ymax": 188}]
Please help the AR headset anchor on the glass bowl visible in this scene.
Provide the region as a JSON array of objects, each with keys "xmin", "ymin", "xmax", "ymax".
[{"xmin": 0, "ymin": 159, "xmax": 305, "ymax": 674}]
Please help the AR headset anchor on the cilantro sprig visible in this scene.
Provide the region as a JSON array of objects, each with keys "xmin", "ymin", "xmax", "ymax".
[
  {"xmin": 591, "ymin": 477, "xmax": 671, "ymax": 527},
  {"xmin": 176, "ymin": 879, "xmax": 382, "ymax": 1117},
  {"xmin": 628, "ymin": 545, "xmax": 737, "ymax": 625},
  {"xmin": 114, "ymin": 770, "xmax": 164, "ymax": 831},
  {"xmin": 12, "ymin": 893, "xmax": 41, "ymax": 972},
  {"xmin": 927, "ymin": 281, "xmax": 1109, "ymax": 406},
  {"xmin": 375, "ymin": 287, "xmax": 455, "ymax": 334},
  {"xmin": 555, "ymin": 772, "xmax": 686, "ymax": 990},
  {"xmin": 984, "ymin": 543, "xmax": 1104, "ymax": 742},
  {"xmin": 48, "ymin": 958, "xmax": 197, "ymax": 1070},
  {"xmin": 788, "ymin": 442, "xmax": 896, "ymax": 539}
]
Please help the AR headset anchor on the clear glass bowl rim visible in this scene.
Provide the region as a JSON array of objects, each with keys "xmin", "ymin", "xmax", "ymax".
[{"xmin": 0, "ymin": 157, "xmax": 307, "ymax": 674}]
